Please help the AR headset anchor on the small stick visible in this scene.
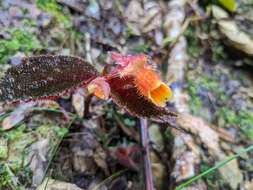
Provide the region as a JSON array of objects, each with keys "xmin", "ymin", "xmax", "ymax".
[
  {"xmin": 83, "ymin": 94, "xmax": 92, "ymax": 118},
  {"xmin": 140, "ymin": 118, "xmax": 154, "ymax": 190}
]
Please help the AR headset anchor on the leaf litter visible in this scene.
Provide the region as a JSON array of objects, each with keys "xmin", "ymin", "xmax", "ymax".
[{"xmin": 0, "ymin": 0, "xmax": 253, "ymax": 190}]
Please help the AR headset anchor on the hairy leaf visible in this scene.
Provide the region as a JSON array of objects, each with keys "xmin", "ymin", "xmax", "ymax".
[{"xmin": 0, "ymin": 55, "xmax": 99, "ymax": 102}]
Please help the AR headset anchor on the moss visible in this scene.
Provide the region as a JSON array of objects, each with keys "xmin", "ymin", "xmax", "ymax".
[
  {"xmin": 238, "ymin": 111, "xmax": 253, "ymax": 140},
  {"xmin": 188, "ymin": 81, "xmax": 202, "ymax": 116},
  {"xmin": 216, "ymin": 107, "xmax": 239, "ymax": 127},
  {"xmin": 0, "ymin": 138, "xmax": 8, "ymax": 159},
  {"xmin": 36, "ymin": 0, "xmax": 71, "ymax": 28},
  {"xmin": 211, "ymin": 41, "xmax": 227, "ymax": 62},
  {"xmin": 187, "ymin": 69, "xmax": 253, "ymax": 141},
  {"xmin": 53, "ymin": 126, "xmax": 69, "ymax": 138},
  {"xmin": 216, "ymin": 108, "xmax": 253, "ymax": 140},
  {"xmin": 0, "ymin": 118, "xmax": 69, "ymax": 188},
  {"xmin": 6, "ymin": 126, "xmax": 37, "ymax": 171},
  {"xmin": 0, "ymin": 164, "xmax": 25, "ymax": 190},
  {"xmin": 4, "ymin": 125, "xmax": 26, "ymax": 141},
  {"xmin": 184, "ymin": 26, "xmax": 203, "ymax": 58},
  {"xmin": 123, "ymin": 118, "xmax": 136, "ymax": 127},
  {"xmin": 188, "ymin": 94, "xmax": 203, "ymax": 115},
  {"xmin": 185, "ymin": 20, "xmax": 227, "ymax": 62},
  {"xmin": 0, "ymin": 164, "xmax": 13, "ymax": 189},
  {"xmin": 187, "ymin": 77, "xmax": 221, "ymax": 121},
  {"xmin": 36, "ymin": 124, "xmax": 68, "ymax": 149},
  {"xmin": 125, "ymin": 24, "xmax": 136, "ymax": 39},
  {"xmin": 132, "ymin": 42, "xmax": 150, "ymax": 53},
  {"xmin": 0, "ymin": 29, "xmax": 41, "ymax": 64}
]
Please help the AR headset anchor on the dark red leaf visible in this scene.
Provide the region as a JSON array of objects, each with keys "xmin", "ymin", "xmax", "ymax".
[{"xmin": 0, "ymin": 55, "xmax": 99, "ymax": 102}]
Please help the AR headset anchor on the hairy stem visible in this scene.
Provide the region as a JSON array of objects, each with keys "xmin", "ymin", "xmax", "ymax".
[{"xmin": 140, "ymin": 118, "xmax": 154, "ymax": 190}]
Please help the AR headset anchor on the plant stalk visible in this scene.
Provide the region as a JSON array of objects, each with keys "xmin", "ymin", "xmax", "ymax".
[{"xmin": 140, "ymin": 118, "xmax": 154, "ymax": 190}]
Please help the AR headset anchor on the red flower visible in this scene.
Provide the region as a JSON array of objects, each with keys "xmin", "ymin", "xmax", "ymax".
[
  {"xmin": 88, "ymin": 53, "xmax": 176, "ymax": 121},
  {"xmin": 89, "ymin": 53, "xmax": 173, "ymax": 107}
]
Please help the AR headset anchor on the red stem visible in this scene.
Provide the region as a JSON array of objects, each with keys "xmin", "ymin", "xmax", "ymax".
[{"xmin": 140, "ymin": 118, "xmax": 154, "ymax": 190}]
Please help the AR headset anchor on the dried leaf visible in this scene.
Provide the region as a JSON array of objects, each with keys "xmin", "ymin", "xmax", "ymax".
[
  {"xmin": 148, "ymin": 124, "xmax": 164, "ymax": 152},
  {"xmin": 150, "ymin": 152, "xmax": 166, "ymax": 189},
  {"xmin": 212, "ymin": 5, "xmax": 229, "ymax": 19},
  {"xmin": 140, "ymin": 2, "xmax": 162, "ymax": 33},
  {"xmin": 172, "ymin": 151, "xmax": 198, "ymax": 181},
  {"xmin": 2, "ymin": 102, "xmax": 34, "ymax": 130},
  {"xmin": 93, "ymin": 146, "xmax": 109, "ymax": 175},
  {"xmin": 219, "ymin": 159, "xmax": 243, "ymax": 189},
  {"xmin": 72, "ymin": 88, "xmax": 85, "ymax": 117},
  {"xmin": 0, "ymin": 55, "xmax": 99, "ymax": 102},
  {"xmin": 244, "ymin": 180, "xmax": 253, "ymax": 190},
  {"xmin": 28, "ymin": 139, "xmax": 50, "ymax": 186},
  {"xmin": 177, "ymin": 114, "xmax": 221, "ymax": 155},
  {"xmin": 38, "ymin": 178, "xmax": 84, "ymax": 190},
  {"xmin": 125, "ymin": 1, "xmax": 162, "ymax": 34},
  {"xmin": 70, "ymin": 130, "xmax": 99, "ymax": 175},
  {"xmin": 125, "ymin": 0, "xmax": 143, "ymax": 35},
  {"xmin": 212, "ymin": 5, "xmax": 253, "ymax": 56}
]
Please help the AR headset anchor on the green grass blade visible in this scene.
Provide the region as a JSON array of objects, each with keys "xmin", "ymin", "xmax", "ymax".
[
  {"xmin": 91, "ymin": 169, "xmax": 128, "ymax": 190},
  {"xmin": 176, "ymin": 144, "xmax": 253, "ymax": 190}
]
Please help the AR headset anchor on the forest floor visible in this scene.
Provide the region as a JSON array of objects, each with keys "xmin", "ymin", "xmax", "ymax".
[{"xmin": 0, "ymin": 0, "xmax": 253, "ymax": 190}]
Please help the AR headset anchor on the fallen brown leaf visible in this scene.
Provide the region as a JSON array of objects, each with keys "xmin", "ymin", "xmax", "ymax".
[
  {"xmin": 2, "ymin": 102, "xmax": 34, "ymax": 130},
  {"xmin": 38, "ymin": 178, "xmax": 84, "ymax": 190}
]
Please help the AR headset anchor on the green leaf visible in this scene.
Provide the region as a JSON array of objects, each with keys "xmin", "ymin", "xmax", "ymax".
[{"xmin": 218, "ymin": 0, "xmax": 238, "ymax": 12}]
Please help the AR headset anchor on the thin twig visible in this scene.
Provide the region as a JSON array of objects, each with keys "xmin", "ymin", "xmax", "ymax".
[
  {"xmin": 140, "ymin": 118, "xmax": 154, "ymax": 190},
  {"xmin": 84, "ymin": 94, "xmax": 92, "ymax": 118}
]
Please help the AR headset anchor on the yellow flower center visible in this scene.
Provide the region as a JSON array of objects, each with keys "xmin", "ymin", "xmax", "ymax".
[{"xmin": 149, "ymin": 82, "xmax": 173, "ymax": 107}]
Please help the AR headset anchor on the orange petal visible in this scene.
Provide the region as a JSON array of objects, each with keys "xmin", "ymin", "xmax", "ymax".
[
  {"xmin": 134, "ymin": 67, "xmax": 161, "ymax": 97},
  {"xmin": 149, "ymin": 82, "xmax": 173, "ymax": 107},
  {"xmin": 87, "ymin": 77, "xmax": 110, "ymax": 100}
]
